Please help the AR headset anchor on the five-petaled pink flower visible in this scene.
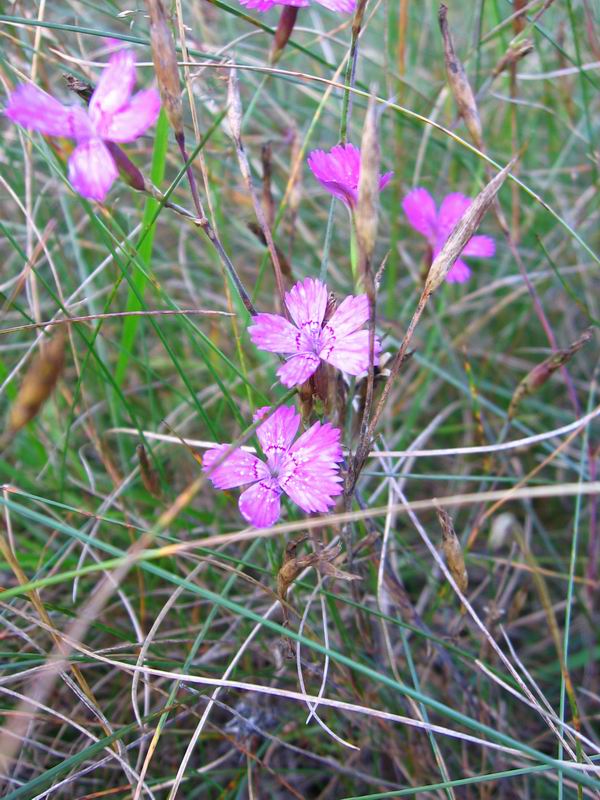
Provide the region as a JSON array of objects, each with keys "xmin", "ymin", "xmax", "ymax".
[
  {"xmin": 203, "ymin": 405, "xmax": 343, "ymax": 528},
  {"xmin": 4, "ymin": 50, "xmax": 160, "ymax": 202},
  {"xmin": 402, "ymin": 188, "xmax": 496, "ymax": 283},
  {"xmin": 248, "ymin": 277, "xmax": 381, "ymax": 388},
  {"xmin": 307, "ymin": 143, "xmax": 393, "ymax": 209},
  {"xmin": 238, "ymin": 0, "xmax": 355, "ymax": 13}
]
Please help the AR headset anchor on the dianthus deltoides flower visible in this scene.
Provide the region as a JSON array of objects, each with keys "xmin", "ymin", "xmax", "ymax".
[
  {"xmin": 402, "ymin": 188, "xmax": 495, "ymax": 283},
  {"xmin": 238, "ymin": 0, "xmax": 355, "ymax": 13},
  {"xmin": 5, "ymin": 50, "xmax": 160, "ymax": 202},
  {"xmin": 248, "ymin": 277, "xmax": 381, "ymax": 388},
  {"xmin": 307, "ymin": 143, "xmax": 393, "ymax": 209},
  {"xmin": 203, "ymin": 405, "xmax": 343, "ymax": 528}
]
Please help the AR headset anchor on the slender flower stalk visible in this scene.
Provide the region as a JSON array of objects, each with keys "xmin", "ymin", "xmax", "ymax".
[
  {"xmin": 5, "ymin": 50, "xmax": 160, "ymax": 202},
  {"xmin": 403, "ymin": 188, "xmax": 496, "ymax": 283},
  {"xmin": 203, "ymin": 405, "xmax": 343, "ymax": 527},
  {"xmin": 248, "ymin": 277, "xmax": 381, "ymax": 388}
]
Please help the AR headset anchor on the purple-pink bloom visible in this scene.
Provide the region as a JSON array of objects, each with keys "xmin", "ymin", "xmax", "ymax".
[
  {"xmin": 4, "ymin": 50, "xmax": 160, "ymax": 202},
  {"xmin": 238, "ymin": 0, "xmax": 355, "ymax": 13},
  {"xmin": 402, "ymin": 187, "xmax": 496, "ymax": 283},
  {"xmin": 248, "ymin": 277, "xmax": 381, "ymax": 388},
  {"xmin": 203, "ymin": 405, "xmax": 343, "ymax": 528},
  {"xmin": 307, "ymin": 143, "xmax": 393, "ymax": 209}
]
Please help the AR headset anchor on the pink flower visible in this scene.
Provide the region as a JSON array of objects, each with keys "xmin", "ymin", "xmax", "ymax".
[
  {"xmin": 248, "ymin": 277, "xmax": 381, "ymax": 388},
  {"xmin": 307, "ymin": 143, "xmax": 393, "ymax": 209},
  {"xmin": 203, "ymin": 405, "xmax": 343, "ymax": 528},
  {"xmin": 238, "ymin": 0, "xmax": 355, "ymax": 14},
  {"xmin": 4, "ymin": 50, "xmax": 160, "ymax": 202},
  {"xmin": 402, "ymin": 188, "xmax": 496, "ymax": 283}
]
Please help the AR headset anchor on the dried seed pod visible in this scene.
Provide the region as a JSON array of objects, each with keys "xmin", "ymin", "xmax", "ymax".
[
  {"xmin": 438, "ymin": 4, "xmax": 483, "ymax": 150},
  {"xmin": 356, "ymin": 94, "xmax": 381, "ymax": 276},
  {"xmin": 288, "ymin": 128, "xmax": 303, "ymax": 221},
  {"xmin": 508, "ymin": 328, "xmax": 593, "ymax": 419},
  {"xmin": 437, "ymin": 507, "xmax": 468, "ymax": 594},
  {"xmin": 136, "ymin": 443, "xmax": 162, "ymax": 498},
  {"xmin": 261, "ymin": 142, "xmax": 275, "ymax": 229},
  {"xmin": 6, "ymin": 330, "xmax": 66, "ymax": 438},
  {"xmin": 226, "ymin": 68, "xmax": 243, "ymax": 145},
  {"xmin": 425, "ymin": 159, "xmax": 514, "ymax": 293},
  {"xmin": 146, "ymin": 0, "xmax": 183, "ymax": 138}
]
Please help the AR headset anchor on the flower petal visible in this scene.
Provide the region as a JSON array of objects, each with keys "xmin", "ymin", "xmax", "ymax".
[
  {"xmin": 248, "ymin": 312, "xmax": 301, "ymax": 353},
  {"xmin": 314, "ymin": 0, "xmax": 356, "ymax": 13},
  {"xmin": 89, "ymin": 49, "xmax": 136, "ymax": 130},
  {"xmin": 276, "ymin": 353, "xmax": 321, "ymax": 387},
  {"xmin": 203, "ymin": 445, "xmax": 269, "ymax": 489},
  {"xmin": 239, "ymin": 479, "xmax": 282, "ymax": 528},
  {"xmin": 437, "ymin": 192, "xmax": 472, "ymax": 243},
  {"xmin": 378, "ymin": 171, "xmax": 394, "ymax": 192},
  {"xmin": 307, "ymin": 144, "xmax": 360, "ymax": 207},
  {"xmin": 462, "ymin": 234, "xmax": 495, "ymax": 259},
  {"xmin": 5, "ymin": 84, "xmax": 91, "ymax": 140},
  {"xmin": 254, "ymin": 405, "xmax": 300, "ymax": 467},
  {"xmin": 284, "ymin": 277, "xmax": 328, "ymax": 331},
  {"xmin": 280, "ymin": 421, "xmax": 343, "ymax": 513},
  {"xmin": 238, "ymin": 0, "xmax": 308, "ymax": 8},
  {"xmin": 325, "ymin": 293, "xmax": 370, "ymax": 339},
  {"xmin": 321, "ymin": 329, "xmax": 380, "ymax": 375},
  {"xmin": 67, "ymin": 139, "xmax": 118, "ymax": 201},
  {"xmin": 446, "ymin": 259, "xmax": 472, "ymax": 283},
  {"xmin": 101, "ymin": 89, "xmax": 161, "ymax": 142},
  {"xmin": 402, "ymin": 187, "xmax": 438, "ymax": 242}
]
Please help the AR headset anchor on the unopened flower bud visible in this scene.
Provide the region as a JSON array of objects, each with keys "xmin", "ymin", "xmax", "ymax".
[{"xmin": 271, "ymin": 6, "xmax": 299, "ymax": 64}]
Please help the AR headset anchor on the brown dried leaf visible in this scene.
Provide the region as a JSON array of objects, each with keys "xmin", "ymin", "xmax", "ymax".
[
  {"xmin": 508, "ymin": 328, "xmax": 593, "ymax": 419},
  {"xmin": 438, "ymin": 4, "xmax": 483, "ymax": 150},
  {"xmin": 7, "ymin": 331, "xmax": 66, "ymax": 437},
  {"xmin": 437, "ymin": 507, "xmax": 468, "ymax": 594},
  {"xmin": 146, "ymin": 0, "xmax": 182, "ymax": 137},
  {"xmin": 425, "ymin": 158, "xmax": 514, "ymax": 294},
  {"xmin": 277, "ymin": 535, "xmax": 317, "ymax": 604},
  {"xmin": 318, "ymin": 559, "xmax": 361, "ymax": 582}
]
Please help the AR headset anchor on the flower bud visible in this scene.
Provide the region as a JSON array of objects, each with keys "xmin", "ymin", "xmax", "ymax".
[{"xmin": 271, "ymin": 6, "xmax": 299, "ymax": 64}]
